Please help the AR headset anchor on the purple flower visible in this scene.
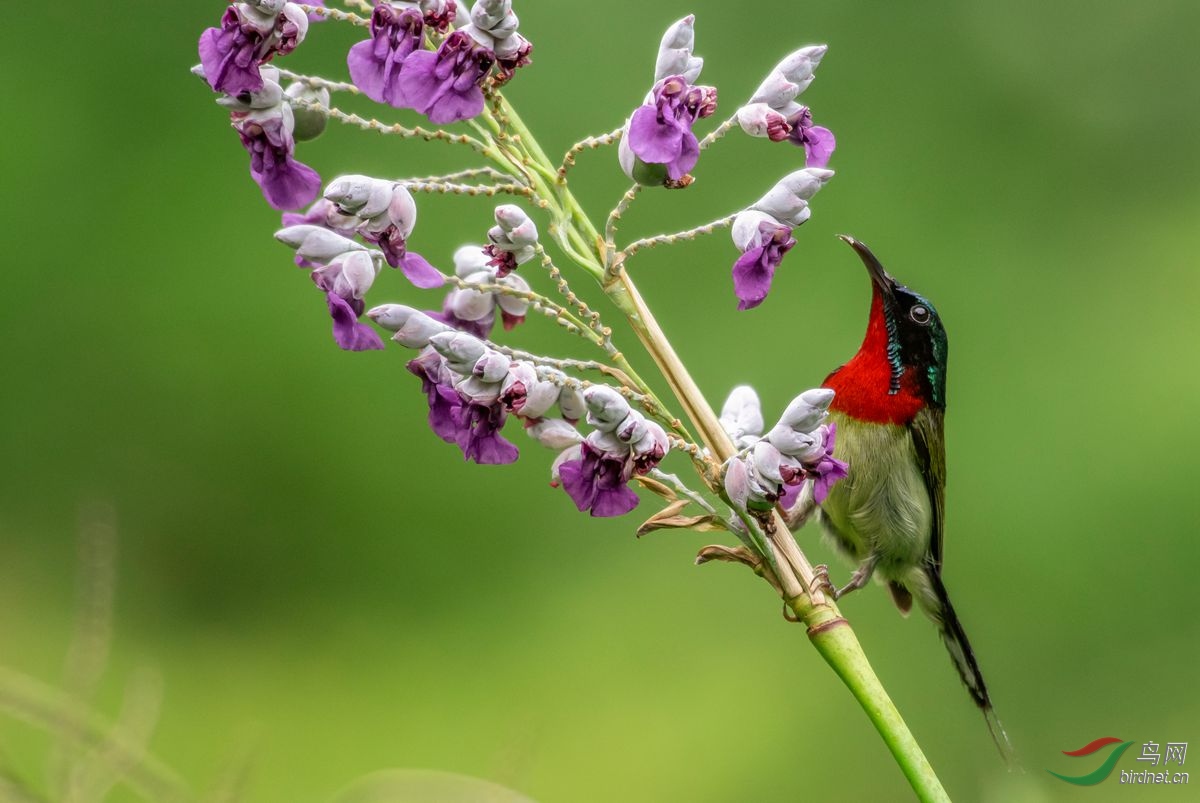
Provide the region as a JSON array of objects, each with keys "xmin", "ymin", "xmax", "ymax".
[
  {"xmin": 311, "ymin": 251, "xmax": 385, "ymax": 351},
  {"xmin": 558, "ymin": 440, "xmax": 640, "ymax": 518},
  {"xmin": 407, "ymin": 348, "xmax": 464, "ymax": 443},
  {"xmin": 807, "ymin": 422, "xmax": 849, "ymax": 504},
  {"xmin": 625, "ymin": 75, "xmax": 717, "ymax": 185},
  {"xmin": 234, "ymin": 111, "xmax": 321, "ymax": 210},
  {"xmin": 454, "ymin": 400, "xmax": 520, "ymax": 464},
  {"xmin": 731, "ymin": 213, "xmax": 796, "ymax": 311},
  {"xmin": 198, "ymin": 2, "xmax": 309, "ymax": 96},
  {"xmin": 347, "ymin": 4, "xmax": 424, "ymax": 107},
  {"xmin": 787, "ymin": 107, "xmax": 836, "ymax": 168},
  {"xmin": 397, "ymin": 30, "xmax": 494, "ymax": 124}
]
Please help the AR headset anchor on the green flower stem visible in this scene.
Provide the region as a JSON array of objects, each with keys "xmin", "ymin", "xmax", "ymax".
[{"xmin": 484, "ymin": 92, "xmax": 950, "ymax": 801}]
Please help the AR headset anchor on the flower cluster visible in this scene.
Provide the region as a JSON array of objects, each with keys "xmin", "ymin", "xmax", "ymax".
[
  {"xmin": 730, "ymin": 167, "xmax": 834, "ymax": 310},
  {"xmin": 556, "ymin": 387, "xmax": 670, "ymax": 517},
  {"xmin": 369, "ymin": 315, "xmax": 584, "ymax": 465},
  {"xmin": 350, "ymin": 0, "xmax": 532, "ymax": 123},
  {"xmin": 619, "ymin": 16, "xmax": 717, "ymax": 188},
  {"xmin": 483, "ymin": 205, "xmax": 539, "ymax": 277},
  {"xmin": 721, "ymin": 386, "xmax": 848, "ymax": 516},
  {"xmin": 274, "ymin": 224, "xmax": 387, "ymax": 350},
  {"xmin": 322, "ymin": 175, "xmax": 441, "ymax": 286},
  {"xmin": 436, "ymin": 245, "xmax": 531, "ymax": 338},
  {"xmin": 199, "ymin": 0, "xmax": 310, "ymax": 95},
  {"xmin": 736, "ymin": 46, "xmax": 835, "ymax": 167}
]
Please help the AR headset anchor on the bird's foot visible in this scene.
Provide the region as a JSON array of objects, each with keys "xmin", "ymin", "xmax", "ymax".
[
  {"xmin": 833, "ymin": 556, "xmax": 879, "ymax": 600},
  {"xmin": 806, "ymin": 563, "xmax": 836, "ymax": 599}
]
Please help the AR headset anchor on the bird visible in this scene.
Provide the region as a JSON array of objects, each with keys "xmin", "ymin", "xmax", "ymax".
[{"xmin": 787, "ymin": 234, "xmax": 1014, "ymax": 762}]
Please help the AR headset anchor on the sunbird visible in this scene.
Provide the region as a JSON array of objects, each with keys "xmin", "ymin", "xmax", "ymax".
[{"xmin": 788, "ymin": 236, "xmax": 1013, "ymax": 761}]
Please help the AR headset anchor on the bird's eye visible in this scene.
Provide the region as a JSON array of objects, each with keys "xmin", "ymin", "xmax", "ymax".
[{"xmin": 909, "ymin": 305, "xmax": 931, "ymax": 325}]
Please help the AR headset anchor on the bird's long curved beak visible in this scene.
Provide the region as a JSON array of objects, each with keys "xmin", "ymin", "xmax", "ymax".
[{"xmin": 837, "ymin": 235, "xmax": 897, "ymax": 299}]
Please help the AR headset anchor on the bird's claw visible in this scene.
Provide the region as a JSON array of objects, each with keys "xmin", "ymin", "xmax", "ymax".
[{"xmin": 807, "ymin": 563, "xmax": 836, "ymax": 599}]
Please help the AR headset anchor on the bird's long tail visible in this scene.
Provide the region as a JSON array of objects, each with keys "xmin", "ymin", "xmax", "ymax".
[{"xmin": 923, "ymin": 568, "xmax": 1017, "ymax": 767}]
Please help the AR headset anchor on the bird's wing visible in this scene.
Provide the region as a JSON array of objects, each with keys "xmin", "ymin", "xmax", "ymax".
[{"xmin": 909, "ymin": 406, "xmax": 946, "ymax": 569}]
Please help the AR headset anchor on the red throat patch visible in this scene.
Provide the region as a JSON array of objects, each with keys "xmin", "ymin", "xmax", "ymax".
[{"xmin": 823, "ymin": 292, "xmax": 924, "ymax": 424}]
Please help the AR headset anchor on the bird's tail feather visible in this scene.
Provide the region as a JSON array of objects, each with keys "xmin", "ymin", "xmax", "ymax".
[{"xmin": 925, "ymin": 569, "xmax": 1017, "ymax": 768}]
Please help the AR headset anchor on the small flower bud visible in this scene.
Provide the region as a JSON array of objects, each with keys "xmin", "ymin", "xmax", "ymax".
[
  {"xmin": 614, "ymin": 410, "xmax": 649, "ymax": 445},
  {"xmin": 736, "ymin": 103, "xmax": 792, "ymax": 142},
  {"xmin": 429, "ymin": 331, "xmax": 487, "ymax": 374},
  {"xmin": 777, "ymin": 388, "xmax": 834, "ymax": 433},
  {"xmin": 766, "ymin": 425, "xmax": 819, "ymax": 460},
  {"xmin": 582, "ymin": 386, "xmax": 631, "ymax": 433},
  {"xmin": 455, "ymin": 374, "xmax": 502, "ymax": 405},
  {"xmin": 330, "ymin": 250, "xmax": 377, "ymax": 299},
  {"xmin": 720, "ymin": 385, "xmax": 764, "ymax": 446},
  {"xmin": 558, "ymin": 388, "xmax": 586, "ymax": 422},
  {"xmin": 495, "ymin": 273, "xmax": 530, "ymax": 319},
  {"xmin": 527, "ymin": 418, "xmax": 584, "ymax": 450},
  {"xmin": 630, "ymin": 420, "xmax": 668, "ymax": 474},
  {"xmin": 453, "ymin": 244, "xmax": 493, "ymax": 278},
  {"xmin": 775, "ymin": 45, "xmax": 827, "ymax": 87},
  {"xmin": 749, "ymin": 73, "xmax": 801, "ymax": 110},
  {"xmin": 275, "ymin": 225, "xmax": 366, "ymax": 262},
  {"xmin": 585, "ymin": 429, "xmax": 630, "ymax": 459},
  {"xmin": 753, "ymin": 168, "xmax": 833, "ymax": 225},
  {"xmin": 469, "ymin": 0, "xmax": 510, "ymax": 31},
  {"xmin": 751, "ymin": 441, "xmax": 786, "ymax": 486},
  {"xmin": 500, "ymin": 363, "xmax": 559, "ymax": 419},
  {"xmin": 368, "ymin": 305, "xmax": 452, "ymax": 347},
  {"xmin": 448, "ymin": 278, "xmax": 496, "ymax": 322},
  {"xmin": 284, "ymin": 81, "xmax": 329, "ymax": 141},
  {"xmin": 654, "ymin": 15, "xmax": 696, "ymax": 81},
  {"xmin": 472, "ymin": 350, "xmax": 512, "ymax": 383},
  {"xmin": 491, "ymin": 205, "xmax": 538, "ymax": 247}
]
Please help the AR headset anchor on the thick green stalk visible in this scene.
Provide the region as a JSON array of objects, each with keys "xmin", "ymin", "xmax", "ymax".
[{"xmin": 487, "ymin": 94, "xmax": 950, "ymax": 802}]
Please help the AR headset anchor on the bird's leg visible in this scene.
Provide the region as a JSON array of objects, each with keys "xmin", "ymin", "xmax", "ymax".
[{"xmin": 835, "ymin": 553, "xmax": 880, "ymax": 600}]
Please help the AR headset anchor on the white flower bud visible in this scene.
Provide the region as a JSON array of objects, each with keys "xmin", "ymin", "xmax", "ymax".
[
  {"xmin": 775, "ymin": 45, "xmax": 827, "ymax": 87},
  {"xmin": 460, "ymin": 23, "xmax": 495, "ymax": 50},
  {"xmin": 506, "ymin": 219, "xmax": 538, "ymax": 248},
  {"xmin": 766, "ymin": 425, "xmax": 818, "ymax": 459},
  {"xmin": 275, "ymin": 225, "xmax": 366, "ymax": 262},
  {"xmin": 488, "ymin": 9, "xmax": 518, "ymax": 39},
  {"xmin": 452, "ymin": 244, "xmax": 493, "ymax": 278},
  {"xmin": 720, "ymin": 385, "xmax": 764, "ymax": 446},
  {"xmin": 429, "ymin": 331, "xmax": 487, "ymax": 374},
  {"xmin": 246, "ymin": 0, "xmax": 287, "ymax": 18},
  {"xmin": 731, "ymin": 210, "xmax": 780, "ymax": 251},
  {"xmin": 448, "ymin": 280, "xmax": 496, "ymax": 322},
  {"xmin": 749, "ymin": 73, "xmax": 801, "ymax": 110},
  {"xmin": 493, "ymin": 31, "xmax": 529, "ymax": 61},
  {"xmin": 585, "ymin": 429, "xmax": 630, "ymax": 459},
  {"xmin": 631, "ymin": 420, "xmax": 669, "ymax": 462},
  {"xmin": 751, "ymin": 441, "xmax": 785, "ymax": 485},
  {"xmin": 527, "ymin": 418, "xmax": 584, "ymax": 450},
  {"xmin": 654, "ymin": 16, "xmax": 695, "ymax": 81},
  {"xmin": 455, "ymin": 375, "xmax": 502, "ymax": 405},
  {"xmin": 558, "ymin": 388, "xmax": 586, "ymax": 421},
  {"xmin": 330, "ymin": 251, "xmax": 377, "ymax": 299},
  {"xmin": 776, "ymin": 387, "xmax": 834, "ymax": 432},
  {"xmin": 472, "ymin": 350, "xmax": 512, "ymax": 383},
  {"xmin": 384, "ymin": 184, "xmax": 418, "ymax": 238},
  {"xmin": 470, "ymin": 0, "xmax": 510, "ymax": 30},
  {"xmin": 736, "ymin": 103, "xmax": 789, "ymax": 140},
  {"xmin": 614, "ymin": 410, "xmax": 648, "ymax": 445},
  {"xmin": 582, "ymin": 386, "xmax": 632, "ymax": 433},
  {"xmin": 373, "ymin": 308, "xmax": 451, "ymax": 348},
  {"xmin": 502, "ymin": 365, "xmax": 560, "ymax": 420},
  {"xmin": 495, "ymin": 273, "xmax": 530, "ymax": 317},
  {"xmin": 323, "ymin": 175, "xmax": 378, "ymax": 214}
]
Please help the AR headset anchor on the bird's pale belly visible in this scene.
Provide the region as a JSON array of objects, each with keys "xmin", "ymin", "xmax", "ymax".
[{"xmin": 818, "ymin": 412, "xmax": 932, "ymax": 576}]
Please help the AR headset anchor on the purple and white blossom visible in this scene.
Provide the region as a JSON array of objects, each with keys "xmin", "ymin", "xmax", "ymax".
[
  {"xmin": 483, "ymin": 206, "xmax": 538, "ymax": 277},
  {"xmin": 199, "ymin": 1, "xmax": 310, "ymax": 96},
  {"xmin": 729, "ymin": 167, "xmax": 834, "ymax": 309},
  {"xmin": 739, "ymin": 45, "xmax": 836, "ymax": 167},
  {"xmin": 323, "ymin": 175, "xmax": 443, "ymax": 287},
  {"xmin": 220, "ymin": 67, "xmax": 321, "ymax": 210},
  {"xmin": 347, "ymin": 3, "xmax": 426, "ymax": 107},
  {"xmin": 274, "ymin": 224, "xmax": 385, "ymax": 350},
  {"xmin": 722, "ymin": 387, "xmax": 847, "ymax": 513},
  {"xmin": 556, "ymin": 386, "xmax": 669, "ymax": 518},
  {"xmin": 619, "ymin": 17, "xmax": 717, "ymax": 188},
  {"xmin": 394, "ymin": 0, "xmax": 532, "ymax": 124}
]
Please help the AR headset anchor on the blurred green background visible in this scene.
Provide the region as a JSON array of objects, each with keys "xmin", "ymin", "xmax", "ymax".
[{"xmin": 2, "ymin": 1, "xmax": 1198, "ymax": 801}]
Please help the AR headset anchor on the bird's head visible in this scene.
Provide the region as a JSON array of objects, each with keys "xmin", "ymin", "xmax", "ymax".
[{"xmin": 824, "ymin": 236, "xmax": 947, "ymax": 422}]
